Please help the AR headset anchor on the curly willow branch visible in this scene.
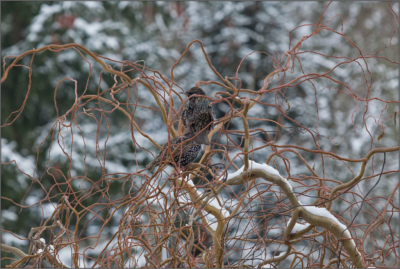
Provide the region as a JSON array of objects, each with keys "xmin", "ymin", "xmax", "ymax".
[{"xmin": 1, "ymin": 2, "xmax": 398, "ymax": 268}]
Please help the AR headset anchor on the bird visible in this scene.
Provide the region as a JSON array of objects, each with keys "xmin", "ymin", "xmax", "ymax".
[
  {"xmin": 146, "ymin": 132, "xmax": 201, "ymax": 170},
  {"xmin": 180, "ymin": 87, "xmax": 215, "ymax": 145}
]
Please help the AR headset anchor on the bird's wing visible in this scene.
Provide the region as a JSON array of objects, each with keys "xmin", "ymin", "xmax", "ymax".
[
  {"xmin": 183, "ymin": 102, "xmax": 197, "ymax": 127},
  {"xmin": 170, "ymin": 137, "xmax": 192, "ymax": 158},
  {"xmin": 181, "ymin": 108, "xmax": 188, "ymax": 127},
  {"xmin": 157, "ymin": 137, "xmax": 180, "ymax": 161},
  {"xmin": 147, "ymin": 144, "xmax": 166, "ymax": 167}
]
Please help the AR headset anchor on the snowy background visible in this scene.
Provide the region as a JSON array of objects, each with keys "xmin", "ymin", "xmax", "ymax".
[{"xmin": 1, "ymin": 1, "xmax": 398, "ymax": 268}]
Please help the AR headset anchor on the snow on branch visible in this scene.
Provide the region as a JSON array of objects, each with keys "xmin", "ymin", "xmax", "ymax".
[
  {"xmin": 226, "ymin": 160, "xmax": 292, "ymax": 189},
  {"xmin": 224, "ymin": 160, "xmax": 366, "ymax": 268},
  {"xmin": 286, "ymin": 217, "xmax": 310, "ymax": 233},
  {"xmin": 300, "ymin": 201, "xmax": 350, "ymax": 237},
  {"xmin": 180, "ymin": 177, "xmax": 230, "ymax": 231}
]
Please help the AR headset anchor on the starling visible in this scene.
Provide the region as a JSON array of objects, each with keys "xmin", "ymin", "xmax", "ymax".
[
  {"xmin": 180, "ymin": 87, "xmax": 215, "ymax": 145},
  {"xmin": 146, "ymin": 133, "xmax": 201, "ymax": 170}
]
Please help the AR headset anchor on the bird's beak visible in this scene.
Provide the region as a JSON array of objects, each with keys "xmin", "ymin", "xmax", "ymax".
[{"xmin": 179, "ymin": 92, "xmax": 187, "ymax": 95}]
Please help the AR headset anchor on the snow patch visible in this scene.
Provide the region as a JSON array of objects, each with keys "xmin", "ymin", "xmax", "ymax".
[
  {"xmin": 227, "ymin": 160, "xmax": 281, "ymax": 180},
  {"xmin": 287, "ymin": 218, "xmax": 310, "ymax": 233},
  {"xmin": 2, "ymin": 232, "xmax": 29, "ymax": 246},
  {"xmin": 178, "ymin": 178, "xmax": 230, "ymax": 231},
  {"xmin": 1, "ymin": 210, "xmax": 18, "ymax": 221},
  {"xmin": 226, "ymin": 160, "xmax": 292, "ymax": 190},
  {"xmin": 274, "ymin": 251, "xmax": 286, "ymax": 258},
  {"xmin": 201, "ymin": 197, "xmax": 230, "ymax": 231},
  {"xmin": 1, "ymin": 139, "xmax": 36, "ymax": 187},
  {"xmin": 226, "ymin": 165, "xmax": 245, "ymax": 180},
  {"xmin": 301, "ymin": 202, "xmax": 350, "ymax": 237}
]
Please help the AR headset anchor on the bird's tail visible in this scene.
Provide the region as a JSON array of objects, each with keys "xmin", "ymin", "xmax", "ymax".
[{"xmin": 146, "ymin": 158, "xmax": 159, "ymax": 169}]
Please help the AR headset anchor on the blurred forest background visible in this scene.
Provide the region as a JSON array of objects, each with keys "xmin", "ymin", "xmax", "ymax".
[{"xmin": 1, "ymin": 1, "xmax": 398, "ymax": 267}]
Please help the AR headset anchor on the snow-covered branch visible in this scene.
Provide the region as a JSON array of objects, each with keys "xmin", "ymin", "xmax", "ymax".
[{"xmin": 224, "ymin": 160, "xmax": 366, "ymax": 268}]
